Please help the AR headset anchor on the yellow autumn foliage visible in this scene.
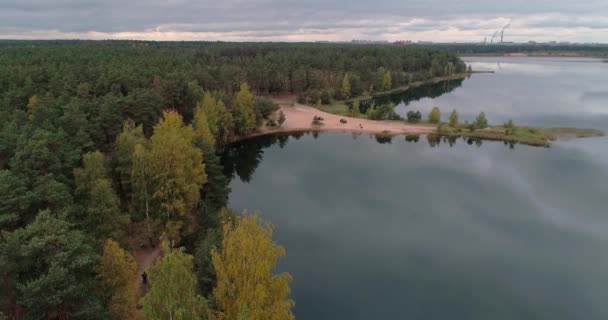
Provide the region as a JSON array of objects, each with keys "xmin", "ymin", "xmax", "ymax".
[
  {"xmin": 211, "ymin": 212, "xmax": 294, "ymax": 320},
  {"xmin": 97, "ymin": 240, "xmax": 138, "ymax": 320},
  {"xmin": 150, "ymin": 111, "xmax": 207, "ymax": 218}
]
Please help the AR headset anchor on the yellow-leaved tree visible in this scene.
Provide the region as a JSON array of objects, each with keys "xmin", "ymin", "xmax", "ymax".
[
  {"xmin": 97, "ymin": 240, "xmax": 138, "ymax": 320},
  {"xmin": 383, "ymin": 71, "xmax": 392, "ymax": 91},
  {"xmin": 141, "ymin": 242, "xmax": 208, "ymax": 320},
  {"xmin": 193, "ymin": 104, "xmax": 216, "ymax": 146},
  {"xmin": 341, "ymin": 74, "xmax": 351, "ymax": 99},
  {"xmin": 199, "ymin": 94, "xmax": 220, "ymax": 140},
  {"xmin": 234, "ymin": 83, "xmax": 257, "ymax": 136},
  {"xmin": 150, "ymin": 111, "xmax": 207, "ymax": 218},
  {"xmin": 211, "ymin": 212, "xmax": 294, "ymax": 320}
]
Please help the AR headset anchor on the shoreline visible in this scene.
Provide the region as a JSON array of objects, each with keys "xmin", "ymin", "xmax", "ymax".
[
  {"xmin": 231, "ymin": 98, "xmax": 604, "ymax": 146},
  {"xmin": 460, "ymin": 52, "xmax": 607, "ymax": 59},
  {"xmin": 355, "ymin": 73, "xmax": 467, "ymax": 100}
]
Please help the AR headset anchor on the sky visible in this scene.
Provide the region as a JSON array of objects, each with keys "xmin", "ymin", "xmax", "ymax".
[{"xmin": 1, "ymin": 0, "xmax": 607, "ymax": 43}]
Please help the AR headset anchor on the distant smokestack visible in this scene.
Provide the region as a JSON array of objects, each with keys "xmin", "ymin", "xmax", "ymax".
[{"xmin": 500, "ymin": 23, "xmax": 511, "ymax": 43}]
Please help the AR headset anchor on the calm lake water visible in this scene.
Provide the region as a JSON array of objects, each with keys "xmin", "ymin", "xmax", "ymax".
[{"xmin": 224, "ymin": 57, "xmax": 608, "ymax": 319}]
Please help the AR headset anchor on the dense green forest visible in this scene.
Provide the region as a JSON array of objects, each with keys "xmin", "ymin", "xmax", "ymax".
[
  {"xmin": 0, "ymin": 41, "xmax": 463, "ymax": 319},
  {"xmin": 415, "ymin": 43, "xmax": 608, "ymax": 57}
]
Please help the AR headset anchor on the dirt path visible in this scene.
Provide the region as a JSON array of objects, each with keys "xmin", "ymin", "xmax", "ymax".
[
  {"xmin": 134, "ymin": 246, "xmax": 162, "ymax": 298},
  {"xmin": 270, "ymin": 97, "xmax": 436, "ymax": 136}
]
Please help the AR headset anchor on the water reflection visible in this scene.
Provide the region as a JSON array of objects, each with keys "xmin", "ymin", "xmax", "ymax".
[
  {"xmin": 223, "ymin": 132, "xmax": 524, "ymax": 182},
  {"xmin": 225, "ymin": 132, "xmax": 608, "ymax": 320},
  {"xmin": 359, "ymin": 78, "xmax": 465, "ymax": 112}
]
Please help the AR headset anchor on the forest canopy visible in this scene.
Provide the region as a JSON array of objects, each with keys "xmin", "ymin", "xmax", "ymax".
[{"xmin": 0, "ymin": 40, "xmax": 463, "ymax": 319}]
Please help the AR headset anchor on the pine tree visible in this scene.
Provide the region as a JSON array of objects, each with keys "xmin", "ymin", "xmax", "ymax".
[
  {"xmin": 0, "ymin": 211, "xmax": 102, "ymax": 319},
  {"xmin": 277, "ymin": 110, "xmax": 286, "ymax": 127},
  {"xmin": 199, "ymin": 143, "xmax": 230, "ymax": 221},
  {"xmin": 141, "ymin": 242, "xmax": 208, "ymax": 320},
  {"xmin": 352, "ymin": 99, "xmax": 360, "ymax": 116},
  {"xmin": 211, "ymin": 212, "xmax": 294, "ymax": 320},
  {"xmin": 113, "ymin": 120, "xmax": 147, "ymax": 198},
  {"xmin": 474, "ymin": 112, "xmax": 489, "ymax": 129},
  {"xmin": 97, "ymin": 240, "xmax": 138, "ymax": 320},
  {"xmin": 74, "ymin": 151, "xmax": 129, "ymax": 242},
  {"xmin": 449, "ymin": 109, "xmax": 459, "ymax": 127}
]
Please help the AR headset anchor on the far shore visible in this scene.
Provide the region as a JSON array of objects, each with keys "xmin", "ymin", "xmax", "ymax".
[
  {"xmin": 461, "ymin": 52, "xmax": 607, "ymax": 59},
  {"xmin": 230, "ymin": 96, "xmax": 604, "ymax": 147}
]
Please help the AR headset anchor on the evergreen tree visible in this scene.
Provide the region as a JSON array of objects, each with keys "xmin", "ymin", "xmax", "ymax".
[
  {"xmin": 0, "ymin": 211, "xmax": 102, "ymax": 319},
  {"xmin": 199, "ymin": 143, "xmax": 230, "ymax": 221},
  {"xmin": 449, "ymin": 109, "xmax": 459, "ymax": 127},
  {"xmin": 431, "ymin": 58, "xmax": 443, "ymax": 77},
  {"xmin": 0, "ymin": 170, "xmax": 32, "ymax": 230},
  {"xmin": 113, "ymin": 120, "xmax": 146, "ymax": 199},
  {"xmin": 74, "ymin": 151, "xmax": 129, "ymax": 242},
  {"xmin": 277, "ymin": 110, "xmax": 286, "ymax": 127},
  {"xmin": 195, "ymin": 227, "xmax": 223, "ymax": 295},
  {"xmin": 474, "ymin": 112, "xmax": 489, "ymax": 129},
  {"xmin": 352, "ymin": 99, "xmax": 361, "ymax": 117}
]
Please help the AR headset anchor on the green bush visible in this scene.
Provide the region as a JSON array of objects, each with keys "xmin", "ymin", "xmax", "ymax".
[
  {"xmin": 255, "ymin": 97, "xmax": 279, "ymax": 119},
  {"xmin": 449, "ymin": 109, "xmax": 459, "ymax": 127},
  {"xmin": 428, "ymin": 107, "xmax": 441, "ymax": 124},
  {"xmin": 407, "ymin": 110, "xmax": 422, "ymax": 123},
  {"xmin": 474, "ymin": 112, "xmax": 488, "ymax": 129}
]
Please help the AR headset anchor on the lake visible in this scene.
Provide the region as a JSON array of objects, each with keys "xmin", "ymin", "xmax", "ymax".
[{"xmin": 223, "ymin": 57, "xmax": 608, "ymax": 319}]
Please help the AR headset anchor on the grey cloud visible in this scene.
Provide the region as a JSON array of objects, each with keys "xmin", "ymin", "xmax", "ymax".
[{"xmin": 0, "ymin": 0, "xmax": 606, "ymax": 41}]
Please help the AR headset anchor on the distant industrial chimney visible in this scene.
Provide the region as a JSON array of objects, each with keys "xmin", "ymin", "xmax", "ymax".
[{"xmin": 500, "ymin": 23, "xmax": 511, "ymax": 43}]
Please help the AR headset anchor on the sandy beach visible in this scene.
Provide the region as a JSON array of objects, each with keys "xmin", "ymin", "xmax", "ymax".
[{"xmin": 268, "ymin": 97, "xmax": 436, "ymax": 136}]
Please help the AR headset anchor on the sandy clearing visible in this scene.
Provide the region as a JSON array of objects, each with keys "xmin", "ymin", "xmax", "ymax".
[{"xmin": 271, "ymin": 98, "xmax": 436, "ymax": 136}]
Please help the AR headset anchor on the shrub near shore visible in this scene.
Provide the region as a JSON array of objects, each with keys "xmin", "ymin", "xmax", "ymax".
[{"xmin": 436, "ymin": 110, "xmax": 603, "ymax": 146}]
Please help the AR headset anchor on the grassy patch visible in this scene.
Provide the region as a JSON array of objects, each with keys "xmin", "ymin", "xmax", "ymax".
[
  {"xmin": 317, "ymin": 101, "xmax": 369, "ymax": 119},
  {"xmin": 317, "ymin": 102, "xmax": 350, "ymax": 115},
  {"xmin": 436, "ymin": 124, "xmax": 604, "ymax": 147}
]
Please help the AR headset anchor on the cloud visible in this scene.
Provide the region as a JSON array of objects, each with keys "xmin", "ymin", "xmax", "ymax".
[{"xmin": 0, "ymin": 0, "xmax": 606, "ymax": 42}]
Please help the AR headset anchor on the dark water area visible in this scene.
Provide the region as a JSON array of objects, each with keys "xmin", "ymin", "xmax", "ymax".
[
  {"xmin": 223, "ymin": 57, "xmax": 608, "ymax": 320},
  {"xmin": 361, "ymin": 78, "xmax": 465, "ymax": 112}
]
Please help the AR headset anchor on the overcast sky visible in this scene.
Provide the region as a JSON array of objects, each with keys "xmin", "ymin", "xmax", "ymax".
[{"xmin": 1, "ymin": 0, "xmax": 607, "ymax": 42}]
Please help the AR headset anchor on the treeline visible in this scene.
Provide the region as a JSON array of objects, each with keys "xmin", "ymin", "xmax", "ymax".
[
  {"xmin": 415, "ymin": 43, "xmax": 608, "ymax": 57},
  {"xmin": 0, "ymin": 41, "xmax": 463, "ymax": 319},
  {"xmin": 0, "ymin": 41, "xmax": 464, "ymax": 123}
]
